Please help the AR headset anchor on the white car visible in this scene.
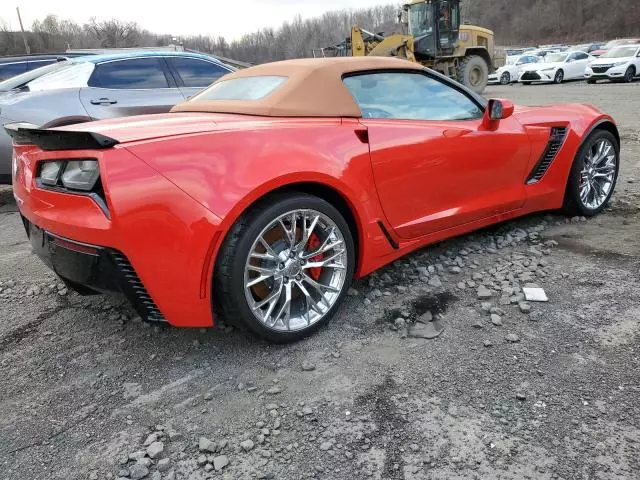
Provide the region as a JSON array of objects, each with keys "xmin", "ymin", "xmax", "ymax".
[
  {"xmin": 519, "ymin": 51, "xmax": 594, "ymax": 85},
  {"xmin": 489, "ymin": 54, "xmax": 540, "ymax": 85},
  {"xmin": 585, "ymin": 44, "xmax": 640, "ymax": 83}
]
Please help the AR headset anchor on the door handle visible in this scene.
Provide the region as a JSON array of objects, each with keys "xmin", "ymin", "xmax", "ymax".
[{"xmin": 90, "ymin": 98, "xmax": 118, "ymax": 105}]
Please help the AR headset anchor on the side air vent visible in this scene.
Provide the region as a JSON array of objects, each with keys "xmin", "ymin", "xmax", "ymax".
[
  {"xmin": 526, "ymin": 126, "xmax": 568, "ymax": 185},
  {"xmin": 109, "ymin": 250, "xmax": 166, "ymax": 323}
]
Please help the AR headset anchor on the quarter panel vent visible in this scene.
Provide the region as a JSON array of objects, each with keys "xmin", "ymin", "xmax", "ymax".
[{"xmin": 526, "ymin": 126, "xmax": 568, "ymax": 184}]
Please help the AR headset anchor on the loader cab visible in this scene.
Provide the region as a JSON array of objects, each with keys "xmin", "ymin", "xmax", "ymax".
[{"xmin": 406, "ymin": 0, "xmax": 460, "ymax": 59}]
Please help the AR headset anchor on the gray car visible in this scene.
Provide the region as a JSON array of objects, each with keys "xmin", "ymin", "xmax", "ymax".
[{"xmin": 0, "ymin": 51, "xmax": 234, "ymax": 184}]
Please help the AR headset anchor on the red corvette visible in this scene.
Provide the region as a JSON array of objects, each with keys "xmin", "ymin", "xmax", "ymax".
[{"xmin": 7, "ymin": 57, "xmax": 620, "ymax": 342}]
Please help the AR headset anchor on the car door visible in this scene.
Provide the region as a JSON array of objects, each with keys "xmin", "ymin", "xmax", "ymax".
[
  {"xmin": 569, "ymin": 52, "xmax": 590, "ymax": 78},
  {"xmin": 165, "ymin": 56, "xmax": 232, "ymax": 99},
  {"xmin": 79, "ymin": 57, "xmax": 186, "ymax": 120},
  {"xmin": 343, "ymin": 71, "xmax": 531, "ymax": 240}
]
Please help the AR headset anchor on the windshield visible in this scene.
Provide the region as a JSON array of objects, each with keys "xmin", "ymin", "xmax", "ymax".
[
  {"xmin": 545, "ymin": 53, "xmax": 568, "ymax": 63},
  {"xmin": 0, "ymin": 61, "xmax": 71, "ymax": 92},
  {"xmin": 408, "ymin": 3, "xmax": 434, "ymax": 37},
  {"xmin": 601, "ymin": 46, "xmax": 639, "ymax": 58}
]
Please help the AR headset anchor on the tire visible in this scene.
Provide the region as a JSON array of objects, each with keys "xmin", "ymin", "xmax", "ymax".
[
  {"xmin": 500, "ymin": 72, "xmax": 511, "ymax": 85},
  {"xmin": 522, "ymin": 81, "xmax": 532, "ymax": 86},
  {"xmin": 586, "ymin": 79, "xmax": 597, "ymax": 84},
  {"xmin": 623, "ymin": 66, "xmax": 635, "ymax": 83},
  {"xmin": 554, "ymin": 69, "xmax": 564, "ymax": 84},
  {"xmin": 563, "ymin": 129, "xmax": 620, "ymax": 217},
  {"xmin": 457, "ymin": 55, "xmax": 489, "ymax": 94},
  {"xmin": 214, "ymin": 193, "xmax": 355, "ymax": 343}
]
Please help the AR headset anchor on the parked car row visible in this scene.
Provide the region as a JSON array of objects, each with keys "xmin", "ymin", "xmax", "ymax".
[
  {"xmin": 0, "ymin": 51, "xmax": 234, "ymax": 184},
  {"xmin": 490, "ymin": 44, "xmax": 640, "ymax": 86}
]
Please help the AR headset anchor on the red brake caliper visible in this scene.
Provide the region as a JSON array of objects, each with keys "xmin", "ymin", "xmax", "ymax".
[{"xmin": 307, "ymin": 233, "xmax": 323, "ymax": 281}]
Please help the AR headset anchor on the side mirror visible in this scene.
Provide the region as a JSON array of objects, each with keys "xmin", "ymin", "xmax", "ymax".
[{"xmin": 488, "ymin": 99, "xmax": 514, "ymax": 121}]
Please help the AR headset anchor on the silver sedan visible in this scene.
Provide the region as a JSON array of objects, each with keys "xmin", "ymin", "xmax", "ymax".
[{"xmin": 0, "ymin": 51, "xmax": 233, "ymax": 184}]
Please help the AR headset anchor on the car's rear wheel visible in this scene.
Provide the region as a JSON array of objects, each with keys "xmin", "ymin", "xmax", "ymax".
[
  {"xmin": 554, "ymin": 69, "xmax": 564, "ymax": 84},
  {"xmin": 623, "ymin": 66, "xmax": 635, "ymax": 83},
  {"xmin": 500, "ymin": 72, "xmax": 511, "ymax": 85},
  {"xmin": 214, "ymin": 193, "xmax": 355, "ymax": 343},
  {"xmin": 563, "ymin": 130, "xmax": 620, "ymax": 217}
]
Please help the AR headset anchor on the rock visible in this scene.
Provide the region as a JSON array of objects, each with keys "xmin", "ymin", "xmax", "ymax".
[
  {"xmin": 490, "ymin": 307, "xmax": 506, "ymax": 316},
  {"xmin": 157, "ymin": 458, "xmax": 171, "ymax": 472},
  {"xmin": 506, "ymin": 333, "xmax": 520, "ymax": 343},
  {"xmin": 416, "ymin": 311, "xmax": 433, "ymax": 324},
  {"xmin": 472, "ymin": 321, "xmax": 484, "ymax": 329},
  {"xmin": 519, "ymin": 302, "xmax": 532, "ymax": 314},
  {"xmin": 129, "ymin": 464, "xmax": 149, "ymax": 480},
  {"xmin": 480, "ymin": 302, "xmax": 492, "ymax": 313},
  {"xmin": 204, "ymin": 392, "xmax": 213, "ymax": 401},
  {"xmin": 394, "ymin": 318, "xmax": 406, "ymax": 329},
  {"xmin": 266, "ymin": 387, "xmax": 282, "ymax": 395},
  {"xmin": 150, "ymin": 472, "xmax": 161, "ymax": 480},
  {"xmin": 146, "ymin": 441, "xmax": 164, "ymax": 459},
  {"xmin": 491, "ymin": 314, "xmax": 502, "ymax": 326},
  {"xmin": 266, "ymin": 403, "xmax": 279, "ymax": 411},
  {"xmin": 143, "ymin": 433, "xmax": 159, "ymax": 446},
  {"xmin": 213, "ymin": 455, "xmax": 229, "ymax": 471},
  {"xmin": 302, "ymin": 406, "xmax": 313, "ymax": 415},
  {"xmin": 320, "ymin": 441, "xmax": 332, "ymax": 451},
  {"xmin": 167, "ymin": 429, "xmax": 183, "ymax": 441},
  {"xmin": 449, "ymin": 266, "xmax": 462, "ymax": 274},
  {"xmin": 516, "ymin": 392, "xmax": 527, "ymax": 401},
  {"xmin": 301, "ymin": 361, "xmax": 316, "ymax": 371},
  {"xmin": 363, "ymin": 298, "xmax": 372, "ymax": 306},
  {"xmin": 477, "ymin": 286, "xmax": 492, "ymax": 299},
  {"xmin": 197, "ymin": 454, "xmax": 207, "ymax": 466},
  {"xmin": 428, "ymin": 276, "xmax": 442, "ymax": 288},
  {"xmin": 483, "ymin": 340, "xmax": 493, "ymax": 348},
  {"xmin": 409, "ymin": 320, "xmax": 445, "ymax": 340},
  {"xmin": 199, "ymin": 437, "xmax": 216, "ymax": 453},
  {"xmin": 347, "ymin": 288, "xmax": 359, "ymax": 296},
  {"xmin": 241, "ymin": 439, "xmax": 255, "ymax": 451}
]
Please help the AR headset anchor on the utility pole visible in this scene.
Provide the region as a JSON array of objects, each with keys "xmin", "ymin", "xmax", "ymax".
[{"xmin": 16, "ymin": 7, "xmax": 31, "ymax": 54}]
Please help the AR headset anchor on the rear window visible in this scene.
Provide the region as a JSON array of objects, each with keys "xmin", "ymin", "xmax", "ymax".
[
  {"xmin": 194, "ymin": 76, "xmax": 287, "ymax": 101},
  {"xmin": 0, "ymin": 62, "xmax": 28, "ymax": 81}
]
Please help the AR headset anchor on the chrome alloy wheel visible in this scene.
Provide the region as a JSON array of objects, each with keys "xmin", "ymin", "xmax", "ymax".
[
  {"xmin": 243, "ymin": 209, "xmax": 348, "ymax": 332},
  {"xmin": 579, "ymin": 138, "xmax": 617, "ymax": 210}
]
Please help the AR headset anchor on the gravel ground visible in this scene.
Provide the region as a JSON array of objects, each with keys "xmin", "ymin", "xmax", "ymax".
[{"xmin": 1, "ymin": 81, "xmax": 639, "ymax": 480}]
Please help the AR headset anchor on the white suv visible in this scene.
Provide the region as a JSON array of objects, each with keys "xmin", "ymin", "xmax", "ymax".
[{"xmin": 585, "ymin": 45, "xmax": 640, "ymax": 83}]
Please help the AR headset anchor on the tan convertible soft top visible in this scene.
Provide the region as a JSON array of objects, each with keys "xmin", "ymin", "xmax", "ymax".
[{"xmin": 170, "ymin": 57, "xmax": 423, "ymax": 117}]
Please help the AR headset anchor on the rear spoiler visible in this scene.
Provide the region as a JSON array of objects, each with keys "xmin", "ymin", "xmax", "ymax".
[{"xmin": 4, "ymin": 123, "xmax": 119, "ymax": 151}]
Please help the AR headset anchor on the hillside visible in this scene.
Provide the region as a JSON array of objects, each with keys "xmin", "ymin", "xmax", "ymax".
[{"xmin": 1, "ymin": 1, "xmax": 639, "ymax": 62}]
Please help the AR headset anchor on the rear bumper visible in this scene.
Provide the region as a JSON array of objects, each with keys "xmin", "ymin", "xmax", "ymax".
[
  {"xmin": 25, "ymin": 217, "xmax": 165, "ymax": 322},
  {"xmin": 13, "ymin": 144, "xmax": 223, "ymax": 328}
]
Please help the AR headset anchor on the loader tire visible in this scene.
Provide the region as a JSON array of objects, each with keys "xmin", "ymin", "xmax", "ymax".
[{"xmin": 457, "ymin": 55, "xmax": 489, "ymax": 94}]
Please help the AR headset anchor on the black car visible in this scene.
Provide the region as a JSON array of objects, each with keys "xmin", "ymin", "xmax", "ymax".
[{"xmin": 0, "ymin": 53, "xmax": 90, "ymax": 81}]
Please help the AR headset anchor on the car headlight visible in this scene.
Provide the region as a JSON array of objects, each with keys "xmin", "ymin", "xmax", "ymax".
[
  {"xmin": 39, "ymin": 161, "xmax": 64, "ymax": 186},
  {"xmin": 61, "ymin": 160, "xmax": 100, "ymax": 191},
  {"xmin": 612, "ymin": 61, "xmax": 628, "ymax": 67},
  {"xmin": 541, "ymin": 67, "xmax": 556, "ymax": 72}
]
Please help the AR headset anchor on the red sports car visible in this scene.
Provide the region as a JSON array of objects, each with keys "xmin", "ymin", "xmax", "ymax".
[{"xmin": 7, "ymin": 57, "xmax": 620, "ymax": 342}]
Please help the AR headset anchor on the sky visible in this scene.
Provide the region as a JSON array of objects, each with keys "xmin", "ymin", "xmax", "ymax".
[{"xmin": 0, "ymin": 0, "xmax": 385, "ymax": 40}]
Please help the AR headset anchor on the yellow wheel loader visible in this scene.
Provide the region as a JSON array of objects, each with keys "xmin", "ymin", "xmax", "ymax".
[{"xmin": 313, "ymin": 0, "xmax": 499, "ymax": 94}]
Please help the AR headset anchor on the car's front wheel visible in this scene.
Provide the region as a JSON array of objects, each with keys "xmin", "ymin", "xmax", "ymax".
[
  {"xmin": 554, "ymin": 69, "xmax": 564, "ymax": 84},
  {"xmin": 500, "ymin": 72, "xmax": 511, "ymax": 85},
  {"xmin": 623, "ymin": 66, "xmax": 635, "ymax": 83},
  {"xmin": 563, "ymin": 130, "xmax": 620, "ymax": 217},
  {"xmin": 214, "ymin": 193, "xmax": 355, "ymax": 343}
]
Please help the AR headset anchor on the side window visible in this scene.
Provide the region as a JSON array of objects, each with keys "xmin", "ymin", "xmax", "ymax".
[
  {"xmin": 88, "ymin": 58, "xmax": 170, "ymax": 89},
  {"xmin": 575, "ymin": 52, "xmax": 588, "ymax": 60},
  {"xmin": 167, "ymin": 57, "xmax": 229, "ymax": 88},
  {"xmin": 0, "ymin": 62, "xmax": 27, "ymax": 81},
  {"xmin": 343, "ymin": 72, "xmax": 483, "ymax": 121},
  {"xmin": 567, "ymin": 53, "xmax": 579, "ymax": 61}
]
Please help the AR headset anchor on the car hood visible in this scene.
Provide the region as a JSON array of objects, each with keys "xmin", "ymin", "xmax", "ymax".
[
  {"xmin": 525, "ymin": 62, "xmax": 562, "ymax": 71},
  {"xmin": 590, "ymin": 56, "xmax": 633, "ymax": 65}
]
